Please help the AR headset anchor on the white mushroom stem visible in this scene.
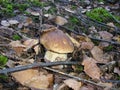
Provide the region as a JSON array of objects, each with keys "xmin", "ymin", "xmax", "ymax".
[{"xmin": 44, "ymin": 51, "xmax": 67, "ymax": 62}]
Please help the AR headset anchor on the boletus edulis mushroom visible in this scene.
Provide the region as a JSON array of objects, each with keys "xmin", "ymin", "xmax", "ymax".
[{"xmin": 40, "ymin": 27, "xmax": 74, "ymax": 62}]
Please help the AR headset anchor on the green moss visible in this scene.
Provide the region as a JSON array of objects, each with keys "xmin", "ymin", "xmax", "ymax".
[
  {"xmin": 104, "ymin": 45, "xmax": 113, "ymax": 51},
  {"xmin": 0, "ymin": 75, "xmax": 8, "ymax": 79},
  {"xmin": 0, "ymin": 0, "xmax": 47, "ymax": 17},
  {"xmin": 86, "ymin": 7, "xmax": 116, "ymax": 23},
  {"xmin": 13, "ymin": 3, "xmax": 29, "ymax": 12},
  {"xmin": 114, "ymin": 15, "xmax": 120, "ymax": 27},
  {"xmin": 71, "ymin": 5, "xmax": 77, "ymax": 10},
  {"xmin": 69, "ymin": 16, "xmax": 79, "ymax": 24},
  {"xmin": 29, "ymin": 0, "xmax": 47, "ymax": 7},
  {"xmin": 98, "ymin": 0, "xmax": 104, "ymax": 2},
  {"xmin": 47, "ymin": 7, "xmax": 57, "ymax": 14},
  {"xmin": 74, "ymin": 65, "xmax": 84, "ymax": 72},
  {"xmin": 0, "ymin": 55, "xmax": 8, "ymax": 68},
  {"xmin": 0, "ymin": 1, "xmax": 14, "ymax": 17},
  {"xmin": 12, "ymin": 34, "xmax": 21, "ymax": 40}
]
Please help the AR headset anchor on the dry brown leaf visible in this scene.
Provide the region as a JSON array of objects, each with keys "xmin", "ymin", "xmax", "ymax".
[
  {"xmin": 55, "ymin": 16, "xmax": 68, "ymax": 26},
  {"xmin": 107, "ymin": 22, "xmax": 115, "ymax": 27},
  {"xmin": 66, "ymin": 33, "xmax": 80, "ymax": 47},
  {"xmin": 98, "ymin": 82, "xmax": 113, "ymax": 90},
  {"xmin": 9, "ymin": 41, "xmax": 26, "ymax": 56},
  {"xmin": 12, "ymin": 69, "xmax": 53, "ymax": 89},
  {"xmin": 91, "ymin": 46, "xmax": 103, "ymax": 62},
  {"xmin": 114, "ymin": 67, "xmax": 120, "ymax": 76},
  {"xmin": 57, "ymin": 83, "xmax": 69, "ymax": 90},
  {"xmin": 99, "ymin": 42, "xmax": 109, "ymax": 48},
  {"xmin": 80, "ymin": 85, "xmax": 95, "ymax": 90},
  {"xmin": 72, "ymin": 34, "xmax": 92, "ymax": 43},
  {"xmin": 113, "ymin": 35, "xmax": 120, "ymax": 43},
  {"xmin": 33, "ymin": 45, "xmax": 40, "ymax": 55},
  {"xmin": 91, "ymin": 46, "xmax": 110, "ymax": 63},
  {"xmin": 81, "ymin": 42, "xmax": 94, "ymax": 50},
  {"xmin": 64, "ymin": 79, "xmax": 82, "ymax": 90},
  {"xmin": 8, "ymin": 20, "xmax": 19, "ymax": 25},
  {"xmin": 82, "ymin": 56, "xmax": 101, "ymax": 80},
  {"xmin": 1, "ymin": 20, "xmax": 10, "ymax": 26},
  {"xmin": 99, "ymin": 31, "xmax": 113, "ymax": 40},
  {"xmin": 23, "ymin": 39, "xmax": 39, "ymax": 51}
]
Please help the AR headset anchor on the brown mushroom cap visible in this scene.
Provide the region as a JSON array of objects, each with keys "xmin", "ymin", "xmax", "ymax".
[{"xmin": 40, "ymin": 29, "xmax": 74, "ymax": 53}]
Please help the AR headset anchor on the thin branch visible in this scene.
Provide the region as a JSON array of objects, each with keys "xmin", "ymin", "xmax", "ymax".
[
  {"xmin": 44, "ymin": 67, "xmax": 105, "ymax": 88},
  {"xmin": 59, "ymin": 25, "xmax": 120, "ymax": 46},
  {"xmin": 0, "ymin": 61, "xmax": 79, "ymax": 74}
]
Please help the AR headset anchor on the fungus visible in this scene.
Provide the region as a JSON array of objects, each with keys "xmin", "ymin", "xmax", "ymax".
[{"xmin": 40, "ymin": 28, "xmax": 74, "ymax": 62}]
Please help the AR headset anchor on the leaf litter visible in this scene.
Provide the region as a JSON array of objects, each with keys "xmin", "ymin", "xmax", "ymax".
[{"xmin": 0, "ymin": 0, "xmax": 120, "ymax": 90}]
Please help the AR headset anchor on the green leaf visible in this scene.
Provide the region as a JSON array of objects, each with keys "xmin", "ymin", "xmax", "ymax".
[
  {"xmin": 0, "ymin": 74, "xmax": 8, "ymax": 79},
  {"xmin": 12, "ymin": 34, "xmax": 21, "ymax": 40},
  {"xmin": 0, "ymin": 55, "xmax": 8, "ymax": 68}
]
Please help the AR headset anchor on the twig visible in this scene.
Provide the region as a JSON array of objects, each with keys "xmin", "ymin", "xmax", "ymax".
[
  {"xmin": 0, "ymin": 44, "xmax": 10, "ymax": 47},
  {"xmin": 44, "ymin": 67, "xmax": 105, "ymax": 88},
  {"xmin": 101, "ymin": 77, "xmax": 120, "ymax": 83},
  {"xmin": 59, "ymin": 25, "xmax": 120, "ymax": 46},
  {"xmin": 0, "ymin": 61, "xmax": 79, "ymax": 74}
]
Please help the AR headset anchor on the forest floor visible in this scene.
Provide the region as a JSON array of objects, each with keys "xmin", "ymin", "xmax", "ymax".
[{"xmin": 0, "ymin": 0, "xmax": 120, "ymax": 90}]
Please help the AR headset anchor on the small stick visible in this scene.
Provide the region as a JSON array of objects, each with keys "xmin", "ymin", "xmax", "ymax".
[
  {"xmin": 44, "ymin": 67, "xmax": 105, "ymax": 88},
  {"xmin": 0, "ymin": 61, "xmax": 79, "ymax": 74},
  {"xmin": 59, "ymin": 25, "xmax": 120, "ymax": 46}
]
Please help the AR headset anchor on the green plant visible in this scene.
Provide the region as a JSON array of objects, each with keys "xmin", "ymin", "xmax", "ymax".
[
  {"xmin": 104, "ymin": 45, "xmax": 113, "ymax": 51},
  {"xmin": 69, "ymin": 16, "xmax": 79, "ymax": 24},
  {"xmin": 86, "ymin": 7, "xmax": 114, "ymax": 22},
  {"xmin": 0, "ymin": 75, "xmax": 8, "ymax": 79},
  {"xmin": 98, "ymin": 0, "xmax": 104, "ymax": 2},
  {"xmin": 47, "ymin": 7, "xmax": 57, "ymax": 14},
  {"xmin": 29, "ymin": 0, "xmax": 47, "ymax": 7},
  {"xmin": 0, "ymin": 55, "xmax": 8, "ymax": 68},
  {"xmin": 74, "ymin": 65, "xmax": 84, "ymax": 72},
  {"xmin": 13, "ymin": 3, "xmax": 29, "ymax": 12},
  {"xmin": 12, "ymin": 34, "xmax": 21, "ymax": 40},
  {"xmin": 0, "ymin": 1, "xmax": 14, "ymax": 17}
]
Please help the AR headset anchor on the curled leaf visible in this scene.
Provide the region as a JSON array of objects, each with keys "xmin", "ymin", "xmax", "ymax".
[
  {"xmin": 64, "ymin": 79, "xmax": 82, "ymax": 90},
  {"xmin": 82, "ymin": 56, "xmax": 101, "ymax": 80}
]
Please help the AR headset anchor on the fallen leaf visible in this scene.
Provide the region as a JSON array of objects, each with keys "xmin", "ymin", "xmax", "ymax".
[
  {"xmin": 98, "ymin": 82, "xmax": 113, "ymax": 90},
  {"xmin": 66, "ymin": 33, "xmax": 80, "ymax": 47},
  {"xmin": 82, "ymin": 56, "xmax": 101, "ymax": 80},
  {"xmin": 114, "ymin": 67, "xmax": 120, "ymax": 76},
  {"xmin": 6, "ymin": 60, "xmax": 15, "ymax": 68},
  {"xmin": 81, "ymin": 42, "xmax": 94, "ymax": 50},
  {"xmin": 1, "ymin": 20, "xmax": 10, "ymax": 27},
  {"xmin": 55, "ymin": 16, "xmax": 68, "ymax": 26},
  {"xmin": 44, "ymin": 14, "xmax": 55, "ymax": 20},
  {"xmin": 33, "ymin": 45, "xmax": 40, "ymax": 55},
  {"xmin": 57, "ymin": 83, "xmax": 69, "ymax": 90},
  {"xmin": 113, "ymin": 35, "xmax": 120, "ymax": 43},
  {"xmin": 99, "ymin": 42, "xmax": 109, "ymax": 48},
  {"xmin": 12, "ymin": 69, "xmax": 53, "ymax": 89},
  {"xmin": 80, "ymin": 85, "xmax": 95, "ymax": 90},
  {"xmin": 64, "ymin": 79, "xmax": 82, "ymax": 90},
  {"xmin": 91, "ymin": 46, "xmax": 103, "ymax": 61},
  {"xmin": 98, "ymin": 31, "xmax": 113, "ymax": 40},
  {"xmin": 26, "ymin": 8, "xmax": 39, "ymax": 16},
  {"xmin": 8, "ymin": 20, "xmax": 19, "ymax": 25},
  {"xmin": 91, "ymin": 46, "xmax": 110, "ymax": 63},
  {"xmin": 107, "ymin": 22, "xmax": 115, "ymax": 27},
  {"xmin": 9, "ymin": 41, "xmax": 26, "ymax": 56},
  {"xmin": 23, "ymin": 39, "xmax": 39, "ymax": 51}
]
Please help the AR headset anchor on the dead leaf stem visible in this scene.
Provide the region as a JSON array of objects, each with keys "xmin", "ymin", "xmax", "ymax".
[{"xmin": 44, "ymin": 67, "xmax": 105, "ymax": 88}]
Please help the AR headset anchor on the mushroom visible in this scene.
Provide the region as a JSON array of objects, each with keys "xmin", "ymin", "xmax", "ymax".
[{"xmin": 40, "ymin": 28, "xmax": 74, "ymax": 62}]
